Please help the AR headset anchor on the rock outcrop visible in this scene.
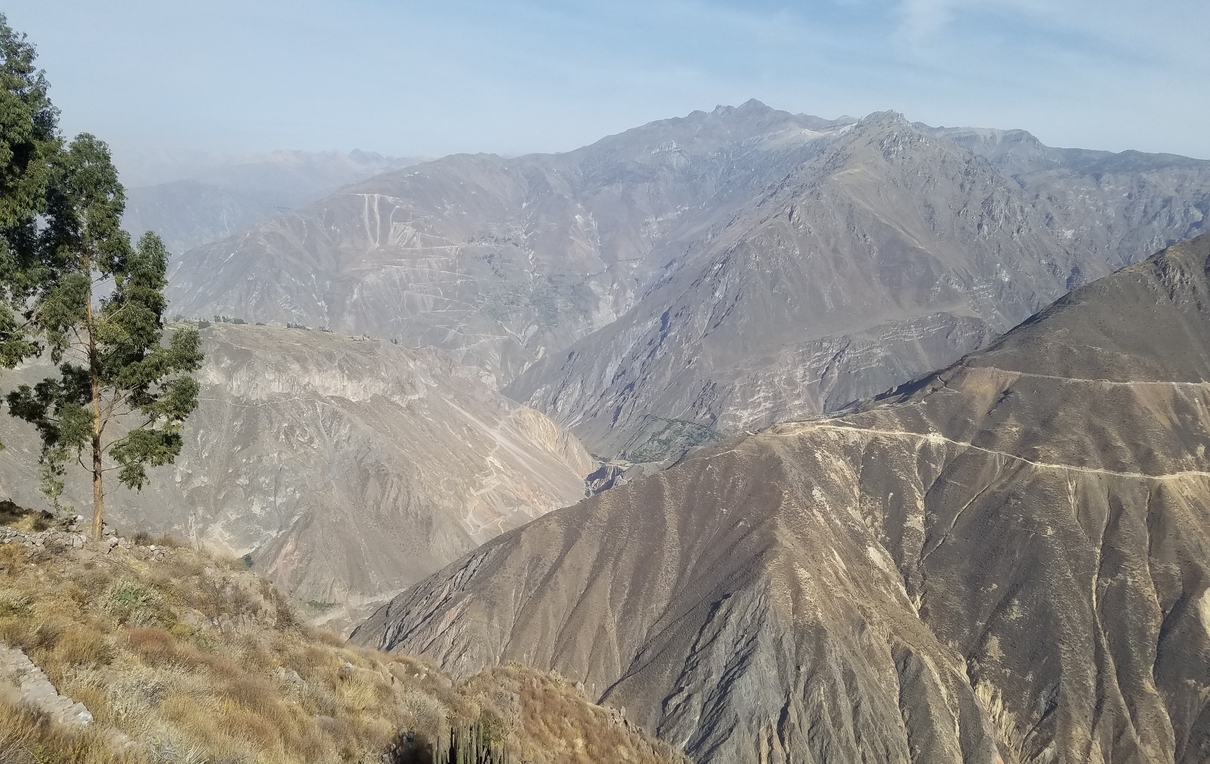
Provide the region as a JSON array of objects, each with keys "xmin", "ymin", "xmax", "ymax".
[{"xmin": 353, "ymin": 233, "xmax": 1210, "ymax": 764}]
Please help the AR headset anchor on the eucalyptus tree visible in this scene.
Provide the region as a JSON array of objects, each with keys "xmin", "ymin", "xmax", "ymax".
[{"xmin": 7, "ymin": 135, "xmax": 203, "ymax": 539}]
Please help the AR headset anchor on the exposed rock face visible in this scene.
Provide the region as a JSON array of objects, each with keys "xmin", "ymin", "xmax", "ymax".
[
  {"xmin": 0, "ymin": 324, "xmax": 592, "ymax": 630},
  {"xmin": 166, "ymin": 102, "xmax": 1210, "ymax": 461},
  {"xmin": 124, "ymin": 150, "xmax": 420, "ymax": 254},
  {"xmin": 353, "ymin": 234, "xmax": 1210, "ymax": 764}
]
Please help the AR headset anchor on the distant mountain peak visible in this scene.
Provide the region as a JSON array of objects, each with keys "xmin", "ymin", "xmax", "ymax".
[
  {"xmin": 857, "ymin": 109, "xmax": 911, "ymax": 128},
  {"xmin": 715, "ymin": 98, "xmax": 774, "ymax": 114}
]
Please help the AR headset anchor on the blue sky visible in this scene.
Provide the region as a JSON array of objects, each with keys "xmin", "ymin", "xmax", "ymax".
[{"xmin": 10, "ymin": 0, "xmax": 1210, "ymax": 178}]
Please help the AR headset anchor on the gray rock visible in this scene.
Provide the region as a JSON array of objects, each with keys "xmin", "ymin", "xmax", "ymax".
[{"xmin": 0, "ymin": 645, "xmax": 93, "ymax": 728}]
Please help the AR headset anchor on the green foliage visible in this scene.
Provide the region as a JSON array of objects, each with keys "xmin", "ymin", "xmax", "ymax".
[
  {"xmin": 437, "ymin": 719, "xmax": 511, "ymax": 764},
  {"xmin": 103, "ymin": 578, "xmax": 176, "ymax": 628},
  {"xmin": 624, "ymin": 417, "xmax": 718, "ymax": 464},
  {"xmin": 0, "ymin": 16, "xmax": 200, "ymax": 532},
  {"xmin": 0, "ymin": 14, "xmax": 62, "ymax": 405},
  {"xmin": 4, "ymin": 134, "xmax": 202, "ymax": 520}
]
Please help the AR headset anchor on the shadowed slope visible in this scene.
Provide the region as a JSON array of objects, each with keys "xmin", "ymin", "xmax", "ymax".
[{"xmin": 353, "ymin": 233, "xmax": 1210, "ymax": 764}]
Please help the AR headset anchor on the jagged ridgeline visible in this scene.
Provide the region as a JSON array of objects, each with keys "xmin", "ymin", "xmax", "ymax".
[{"xmin": 355, "ymin": 233, "xmax": 1210, "ymax": 764}]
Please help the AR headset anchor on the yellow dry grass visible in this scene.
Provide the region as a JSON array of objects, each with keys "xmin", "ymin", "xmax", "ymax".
[{"xmin": 0, "ymin": 529, "xmax": 686, "ymax": 764}]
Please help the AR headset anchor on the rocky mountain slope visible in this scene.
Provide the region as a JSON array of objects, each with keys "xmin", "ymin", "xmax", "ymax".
[
  {"xmin": 508, "ymin": 113, "xmax": 1210, "ymax": 461},
  {"xmin": 165, "ymin": 102, "xmax": 1210, "ymax": 461},
  {"xmin": 0, "ymin": 324, "xmax": 592, "ymax": 631},
  {"xmin": 124, "ymin": 149, "xmax": 419, "ymax": 254},
  {"xmin": 353, "ymin": 233, "xmax": 1210, "ymax": 764},
  {"xmin": 167, "ymin": 101, "xmax": 850, "ymax": 386}
]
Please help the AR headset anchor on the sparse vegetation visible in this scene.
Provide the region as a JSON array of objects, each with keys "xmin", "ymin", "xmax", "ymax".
[
  {"xmin": 0, "ymin": 513, "xmax": 686, "ymax": 764},
  {"xmin": 624, "ymin": 416, "xmax": 718, "ymax": 464},
  {"xmin": 0, "ymin": 699, "xmax": 142, "ymax": 764}
]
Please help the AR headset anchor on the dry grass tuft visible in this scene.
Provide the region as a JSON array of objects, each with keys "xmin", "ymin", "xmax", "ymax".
[
  {"xmin": 0, "ymin": 501, "xmax": 53, "ymax": 532},
  {"xmin": 51, "ymin": 626, "xmax": 114, "ymax": 669},
  {"xmin": 152, "ymin": 534, "xmax": 188, "ymax": 549},
  {"xmin": 0, "ymin": 697, "xmax": 142, "ymax": 764},
  {"xmin": 464, "ymin": 666, "xmax": 691, "ymax": 764}
]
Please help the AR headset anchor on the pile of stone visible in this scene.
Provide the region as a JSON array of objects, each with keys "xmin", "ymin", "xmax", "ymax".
[
  {"xmin": 0, "ymin": 516, "xmax": 171, "ymax": 560},
  {"xmin": 0, "ymin": 644, "xmax": 93, "ymax": 727}
]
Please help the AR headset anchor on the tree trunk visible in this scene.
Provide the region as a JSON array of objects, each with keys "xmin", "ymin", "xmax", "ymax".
[
  {"xmin": 91, "ymin": 428, "xmax": 103, "ymax": 540},
  {"xmin": 87, "ymin": 284, "xmax": 104, "ymax": 541}
]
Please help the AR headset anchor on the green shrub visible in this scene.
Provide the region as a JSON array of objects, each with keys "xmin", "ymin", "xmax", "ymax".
[{"xmin": 104, "ymin": 579, "xmax": 176, "ymax": 628}]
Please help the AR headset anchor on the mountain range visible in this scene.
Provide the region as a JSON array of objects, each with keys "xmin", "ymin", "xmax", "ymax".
[
  {"xmin": 163, "ymin": 101, "xmax": 1210, "ymax": 463},
  {"xmin": 353, "ymin": 232, "xmax": 1210, "ymax": 764},
  {"xmin": 52, "ymin": 102, "xmax": 1210, "ymax": 762}
]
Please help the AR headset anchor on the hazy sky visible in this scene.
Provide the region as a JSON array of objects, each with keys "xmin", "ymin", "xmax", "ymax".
[{"xmin": 10, "ymin": 0, "xmax": 1210, "ymax": 177}]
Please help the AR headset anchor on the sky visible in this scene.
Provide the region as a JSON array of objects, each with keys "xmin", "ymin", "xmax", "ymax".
[{"xmin": 9, "ymin": 0, "xmax": 1210, "ymax": 183}]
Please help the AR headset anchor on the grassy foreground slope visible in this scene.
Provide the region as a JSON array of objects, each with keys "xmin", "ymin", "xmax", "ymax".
[{"xmin": 0, "ymin": 509, "xmax": 684, "ymax": 764}]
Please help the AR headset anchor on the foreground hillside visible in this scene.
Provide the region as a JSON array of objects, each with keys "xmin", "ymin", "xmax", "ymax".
[
  {"xmin": 0, "ymin": 324, "xmax": 592, "ymax": 632},
  {"xmin": 0, "ymin": 510, "xmax": 685, "ymax": 764},
  {"xmin": 354, "ymin": 233, "xmax": 1210, "ymax": 763}
]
